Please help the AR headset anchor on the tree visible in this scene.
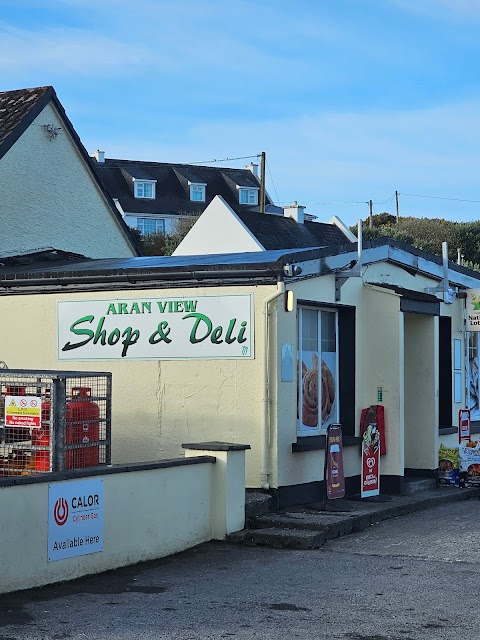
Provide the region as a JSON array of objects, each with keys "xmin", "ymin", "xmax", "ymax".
[{"xmin": 351, "ymin": 214, "xmax": 480, "ymax": 268}]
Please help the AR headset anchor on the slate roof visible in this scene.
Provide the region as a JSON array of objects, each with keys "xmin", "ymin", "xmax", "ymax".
[
  {"xmin": 92, "ymin": 157, "xmax": 272, "ymax": 216},
  {"xmin": 0, "ymin": 248, "xmax": 89, "ymax": 273},
  {"xmin": 0, "ymin": 86, "xmax": 52, "ymax": 157},
  {"xmin": 235, "ymin": 209, "xmax": 352, "ymax": 250},
  {"xmin": 2, "ymin": 239, "xmax": 480, "ymax": 291},
  {"xmin": 0, "ymin": 85, "xmax": 140, "ymax": 255}
]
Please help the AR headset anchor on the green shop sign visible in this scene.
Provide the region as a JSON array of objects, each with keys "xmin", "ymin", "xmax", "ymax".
[{"xmin": 57, "ymin": 295, "xmax": 254, "ymax": 361}]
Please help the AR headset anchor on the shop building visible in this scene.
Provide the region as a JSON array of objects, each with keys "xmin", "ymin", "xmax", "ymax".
[{"xmin": 1, "ymin": 237, "xmax": 478, "ymax": 506}]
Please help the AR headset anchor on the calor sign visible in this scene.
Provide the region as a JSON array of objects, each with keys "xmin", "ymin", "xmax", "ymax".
[{"xmin": 48, "ymin": 479, "xmax": 104, "ymax": 561}]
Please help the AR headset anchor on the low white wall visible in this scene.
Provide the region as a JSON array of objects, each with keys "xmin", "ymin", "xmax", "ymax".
[{"xmin": 0, "ymin": 445, "xmax": 247, "ymax": 594}]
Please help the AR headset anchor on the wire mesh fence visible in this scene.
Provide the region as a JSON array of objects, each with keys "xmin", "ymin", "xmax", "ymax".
[{"xmin": 0, "ymin": 370, "xmax": 111, "ymax": 476}]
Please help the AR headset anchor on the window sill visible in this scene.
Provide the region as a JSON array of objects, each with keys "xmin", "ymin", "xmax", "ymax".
[
  {"xmin": 439, "ymin": 427, "xmax": 458, "ymax": 436},
  {"xmin": 292, "ymin": 434, "xmax": 361, "ymax": 452}
]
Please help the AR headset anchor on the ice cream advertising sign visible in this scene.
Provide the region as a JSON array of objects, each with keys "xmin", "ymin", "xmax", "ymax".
[
  {"xmin": 57, "ymin": 295, "xmax": 254, "ymax": 361},
  {"xmin": 361, "ymin": 423, "xmax": 380, "ymax": 498},
  {"xmin": 466, "ymin": 289, "xmax": 480, "ymax": 331}
]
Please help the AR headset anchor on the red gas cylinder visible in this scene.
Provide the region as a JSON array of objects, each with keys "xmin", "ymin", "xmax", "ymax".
[
  {"xmin": 32, "ymin": 394, "xmax": 51, "ymax": 472},
  {"xmin": 66, "ymin": 387, "xmax": 100, "ymax": 469},
  {"xmin": 6, "ymin": 386, "xmax": 26, "ymax": 396}
]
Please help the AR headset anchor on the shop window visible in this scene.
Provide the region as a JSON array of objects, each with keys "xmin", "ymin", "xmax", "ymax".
[
  {"xmin": 297, "ymin": 307, "xmax": 339, "ymax": 436},
  {"xmin": 468, "ymin": 332, "xmax": 480, "ymax": 420}
]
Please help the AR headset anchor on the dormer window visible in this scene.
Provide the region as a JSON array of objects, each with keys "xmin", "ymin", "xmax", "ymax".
[
  {"xmin": 134, "ymin": 180, "xmax": 156, "ymax": 199},
  {"xmin": 238, "ymin": 187, "xmax": 259, "ymax": 205},
  {"xmin": 189, "ymin": 182, "xmax": 206, "ymax": 202}
]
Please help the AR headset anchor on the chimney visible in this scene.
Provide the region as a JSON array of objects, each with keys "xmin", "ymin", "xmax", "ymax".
[
  {"xmin": 246, "ymin": 162, "xmax": 259, "ymax": 178},
  {"xmin": 283, "ymin": 201, "xmax": 305, "ymax": 224},
  {"xmin": 92, "ymin": 150, "xmax": 105, "ymax": 163}
]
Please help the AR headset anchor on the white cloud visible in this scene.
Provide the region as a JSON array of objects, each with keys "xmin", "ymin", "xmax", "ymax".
[
  {"xmin": 389, "ymin": 0, "xmax": 480, "ymax": 21},
  {"xmin": 0, "ymin": 24, "xmax": 149, "ymax": 78}
]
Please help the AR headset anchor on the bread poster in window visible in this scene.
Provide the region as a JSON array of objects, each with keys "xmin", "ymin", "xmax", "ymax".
[
  {"xmin": 300, "ymin": 352, "xmax": 336, "ymax": 429},
  {"xmin": 321, "ymin": 351, "xmax": 337, "ymax": 429},
  {"xmin": 301, "ymin": 351, "xmax": 319, "ymax": 427}
]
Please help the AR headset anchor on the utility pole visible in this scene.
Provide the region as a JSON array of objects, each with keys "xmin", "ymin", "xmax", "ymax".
[
  {"xmin": 395, "ymin": 190, "xmax": 399, "ymax": 223},
  {"xmin": 260, "ymin": 151, "xmax": 266, "ymax": 214},
  {"xmin": 369, "ymin": 199, "xmax": 373, "ymax": 228}
]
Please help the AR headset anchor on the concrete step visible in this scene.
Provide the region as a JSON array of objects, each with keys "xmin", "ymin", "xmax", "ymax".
[
  {"xmin": 402, "ymin": 477, "xmax": 436, "ymax": 495},
  {"xmin": 229, "ymin": 527, "xmax": 326, "ymax": 550},
  {"xmin": 248, "ymin": 512, "xmax": 356, "ymax": 538},
  {"xmin": 231, "ymin": 486, "xmax": 480, "ymax": 550},
  {"xmin": 245, "ymin": 491, "xmax": 276, "ymax": 518}
]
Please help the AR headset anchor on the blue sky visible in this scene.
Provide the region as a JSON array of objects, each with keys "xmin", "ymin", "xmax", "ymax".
[{"xmin": 2, "ymin": 0, "xmax": 480, "ymax": 226}]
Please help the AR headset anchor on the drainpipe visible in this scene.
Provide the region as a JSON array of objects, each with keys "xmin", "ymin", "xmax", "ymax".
[{"xmin": 261, "ymin": 277, "xmax": 286, "ymax": 489}]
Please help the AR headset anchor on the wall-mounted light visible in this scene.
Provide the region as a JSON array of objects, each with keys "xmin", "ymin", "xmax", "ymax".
[
  {"xmin": 43, "ymin": 124, "xmax": 62, "ymax": 141},
  {"xmin": 285, "ymin": 290, "xmax": 295, "ymax": 312}
]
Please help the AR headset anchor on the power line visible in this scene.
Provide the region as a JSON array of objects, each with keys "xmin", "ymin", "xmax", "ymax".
[
  {"xmin": 399, "ymin": 192, "xmax": 480, "ymax": 203},
  {"xmin": 187, "ymin": 154, "xmax": 261, "ymax": 165},
  {"xmin": 266, "ymin": 158, "xmax": 280, "ymax": 204},
  {"xmin": 373, "ymin": 194, "xmax": 395, "ymax": 206}
]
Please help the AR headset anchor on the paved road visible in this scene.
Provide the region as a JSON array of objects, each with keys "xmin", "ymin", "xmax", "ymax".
[{"xmin": 2, "ymin": 499, "xmax": 480, "ymax": 640}]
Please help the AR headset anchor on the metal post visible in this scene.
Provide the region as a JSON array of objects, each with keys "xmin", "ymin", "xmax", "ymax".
[
  {"xmin": 442, "ymin": 241, "xmax": 449, "ymax": 296},
  {"xmin": 395, "ymin": 191, "xmax": 399, "ymax": 223},
  {"xmin": 260, "ymin": 151, "xmax": 266, "ymax": 214},
  {"xmin": 105, "ymin": 373, "xmax": 112, "ymax": 465},
  {"xmin": 357, "ymin": 219, "xmax": 363, "ymax": 276},
  {"xmin": 52, "ymin": 377, "xmax": 67, "ymax": 472},
  {"xmin": 369, "ymin": 200, "xmax": 373, "ymax": 228}
]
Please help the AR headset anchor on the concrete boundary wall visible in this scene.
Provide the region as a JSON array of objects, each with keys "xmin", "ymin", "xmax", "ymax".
[{"xmin": 0, "ymin": 443, "xmax": 248, "ymax": 594}]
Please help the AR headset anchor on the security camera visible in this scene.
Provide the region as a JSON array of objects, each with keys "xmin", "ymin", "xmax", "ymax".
[{"xmin": 284, "ymin": 264, "xmax": 303, "ymax": 277}]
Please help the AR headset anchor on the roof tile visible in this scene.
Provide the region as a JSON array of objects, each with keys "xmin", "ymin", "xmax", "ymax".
[{"xmin": 0, "ymin": 86, "xmax": 52, "ymax": 149}]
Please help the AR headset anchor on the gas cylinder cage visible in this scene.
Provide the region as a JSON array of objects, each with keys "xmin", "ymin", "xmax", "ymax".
[{"xmin": 0, "ymin": 370, "xmax": 112, "ymax": 477}]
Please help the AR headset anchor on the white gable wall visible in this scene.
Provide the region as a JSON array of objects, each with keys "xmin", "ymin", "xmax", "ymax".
[
  {"xmin": 173, "ymin": 196, "xmax": 264, "ymax": 256},
  {"xmin": 0, "ymin": 102, "xmax": 136, "ymax": 259}
]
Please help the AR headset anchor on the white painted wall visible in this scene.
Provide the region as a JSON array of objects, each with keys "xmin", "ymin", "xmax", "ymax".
[
  {"xmin": 173, "ymin": 196, "xmax": 264, "ymax": 256},
  {"xmin": 0, "ymin": 285, "xmax": 273, "ymax": 488},
  {"xmin": 362, "ymin": 285, "xmax": 405, "ymax": 478},
  {"xmin": 403, "ymin": 313, "xmax": 439, "ymax": 470},
  {"xmin": 0, "ymin": 102, "xmax": 135, "ymax": 259},
  {"xmin": 0, "ymin": 445, "xmax": 247, "ymax": 594}
]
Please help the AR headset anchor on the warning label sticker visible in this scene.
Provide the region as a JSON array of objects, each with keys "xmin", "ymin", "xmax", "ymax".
[{"xmin": 5, "ymin": 396, "xmax": 42, "ymax": 428}]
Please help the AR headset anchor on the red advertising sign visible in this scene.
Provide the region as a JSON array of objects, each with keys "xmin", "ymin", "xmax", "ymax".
[
  {"xmin": 459, "ymin": 409, "xmax": 471, "ymax": 444},
  {"xmin": 326, "ymin": 424, "xmax": 345, "ymax": 499},
  {"xmin": 361, "ymin": 423, "xmax": 380, "ymax": 498}
]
